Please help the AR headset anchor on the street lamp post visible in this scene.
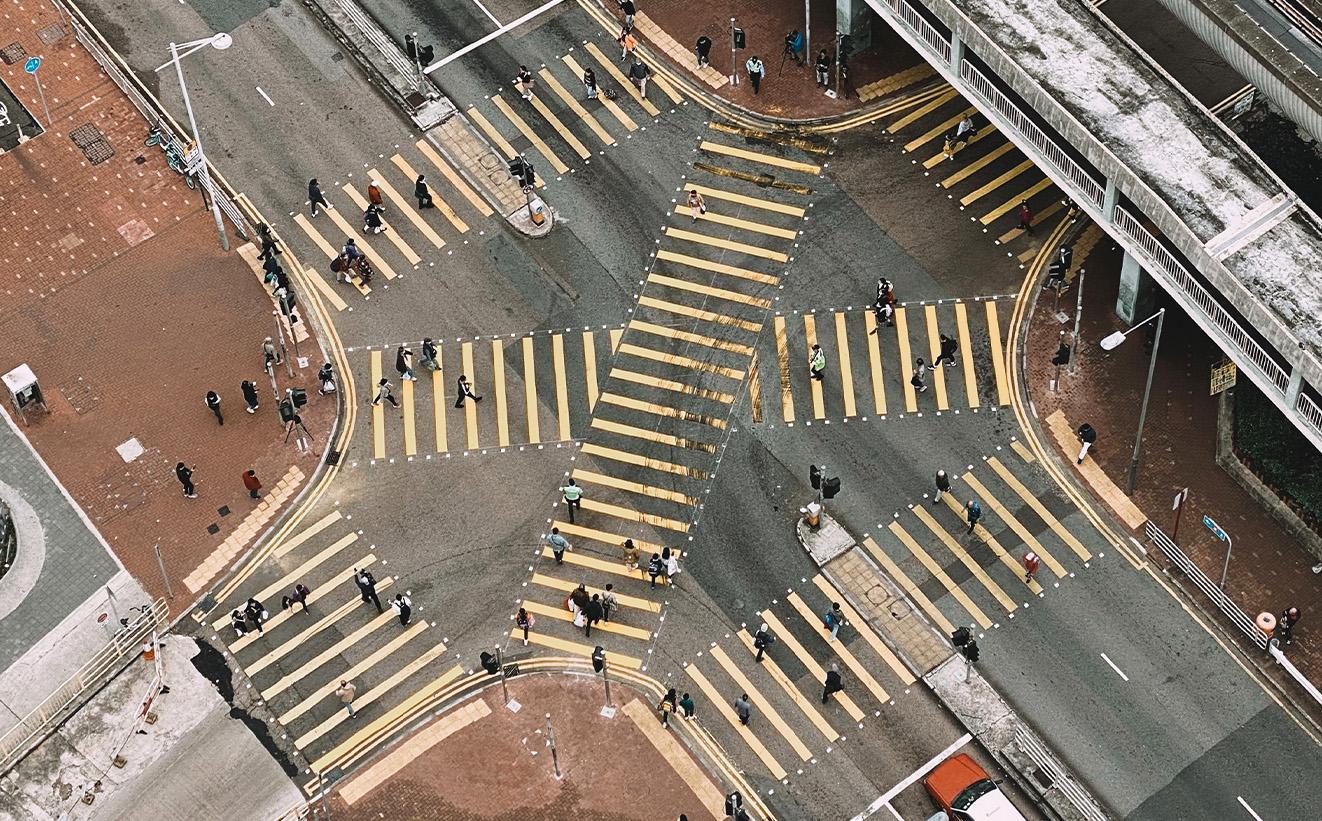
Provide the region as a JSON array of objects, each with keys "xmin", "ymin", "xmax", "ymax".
[
  {"xmin": 1099, "ymin": 308, "xmax": 1166, "ymax": 496},
  {"xmin": 156, "ymin": 33, "xmax": 232, "ymax": 252}
]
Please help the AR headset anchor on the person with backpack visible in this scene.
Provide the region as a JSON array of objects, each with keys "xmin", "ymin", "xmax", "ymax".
[
  {"xmin": 823, "ymin": 602, "xmax": 844, "ymax": 642},
  {"xmin": 966, "ymin": 499, "xmax": 983, "ymax": 534},
  {"xmin": 753, "ymin": 622, "xmax": 775, "ymax": 662},
  {"xmin": 647, "ymin": 553, "xmax": 664, "ymax": 589},
  {"xmin": 516, "ymin": 606, "xmax": 534, "ymax": 645},
  {"xmin": 809, "ymin": 344, "xmax": 826, "ymax": 382},
  {"xmin": 933, "ymin": 469, "xmax": 951, "ymax": 505},
  {"xmin": 317, "ymin": 363, "xmax": 336, "ymax": 396},
  {"xmin": 822, "ymin": 664, "xmax": 844, "ymax": 704},
  {"xmin": 658, "ymin": 687, "xmax": 678, "ymax": 727},
  {"xmin": 583, "ymin": 66, "xmax": 598, "ymax": 100},
  {"xmin": 1076, "ymin": 423, "xmax": 1097, "ymax": 464}
]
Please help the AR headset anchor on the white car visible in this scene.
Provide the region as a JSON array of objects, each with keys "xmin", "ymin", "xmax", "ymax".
[{"xmin": 924, "ymin": 753, "xmax": 1029, "ymax": 820}]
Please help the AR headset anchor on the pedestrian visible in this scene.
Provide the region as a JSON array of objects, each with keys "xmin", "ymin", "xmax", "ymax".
[
  {"xmin": 931, "ymin": 334, "xmax": 958, "ymax": 369},
  {"xmin": 876, "ymin": 276, "xmax": 895, "ymax": 305},
  {"xmin": 746, "ymin": 55, "xmax": 764, "ymax": 94},
  {"xmin": 391, "ymin": 593, "xmax": 412, "ymax": 626},
  {"xmin": 583, "ymin": 66, "xmax": 598, "ymax": 99},
  {"xmin": 622, "ymin": 538, "xmax": 640, "ymax": 570},
  {"xmin": 246, "ymin": 597, "xmax": 267, "ymax": 634},
  {"xmin": 204, "ymin": 390, "xmax": 223, "ymax": 425},
  {"xmin": 823, "ymin": 601, "xmax": 844, "ymax": 641},
  {"xmin": 619, "ymin": 29, "xmax": 637, "ymax": 62},
  {"xmin": 286, "ymin": 582, "xmax": 311, "ymax": 613},
  {"xmin": 617, "ymin": 0, "xmax": 635, "ymax": 30},
  {"xmin": 454, "ymin": 374, "xmax": 482, "ymax": 407},
  {"xmin": 753, "ymin": 622, "xmax": 775, "ymax": 662},
  {"xmin": 966, "ymin": 499, "xmax": 982, "ymax": 534},
  {"xmin": 870, "ymin": 296, "xmax": 894, "ymax": 332},
  {"xmin": 363, "ymin": 204, "xmax": 387, "ymax": 234},
  {"xmin": 601, "ymin": 583, "xmax": 617, "ymax": 622},
  {"xmin": 256, "ymin": 224, "xmax": 282, "ymax": 260},
  {"xmin": 175, "ymin": 462, "xmax": 197, "ymax": 498},
  {"xmin": 814, "ymin": 49, "xmax": 831, "ymax": 87},
  {"xmin": 241, "ymin": 379, "xmax": 260, "ymax": 413},
  {"xmin": 647, "ymin": 552, "xmax": 663, "ymax": 589},
  {"xmin": 911, "ymin": 358, "xmax": 929, "ymax": 393},
  {"xmin": 679, "ymin": 691, "xmax": 695, "ymax": 720},
  {"xmin": 584, "ymin": 594, "xmax": 604, "ymax": 637},
  {"xmin": 547, "ymin": 527, "xmax": 571, "ymax": 564},
  {"xmin": 230, "ymin": 608, "xmax": 248, "ymax": 638},
  {"xmin": 822, "ymin": 664, "xmax": 844, "ymax": 704},
  {"xmin": 396, "ymin": 345, "xmax": 417, "ymax": 382},
  {"xmin": 262, "ymin": 336, "xmax": 281, "ymax": 367},
  {"xmin": 1017, "ymin": 200, "xmax": 1034, "ymax": 234},
  {"xmin": 569, "ymin": 584, "xmax": 590, "ymax": 622},
  {"xmin": 665, "ymin": 547, "xmax": 681, "ymax": 579},
  {"xmin": 336, "ymin": 680, "xmax": 358, "ymax": 718},
  {"xmin": 695, "ymin": 35, "xmax": 712, "ymax": 68},
  {"xmin": 942, "ymin": 133, "xmax": 955, "ymax": 162},
  {"xmin": 421, "ymin": 338, "xmax": 441, "ymax": 372},
  {"xmin": 808, "ymin": 343, "xmax": 826, "ymax": 381},
  {"xmin": 515, "ymin": 65, "xmax": 535, "ymax": 100},
  {"xmin": 317, "ymin": 362, "xmax": 337, "ymax": 396},
  {"xmin": 1076, "ymin": 423, "xmax": 1097, "ymax": 464},
  {"xmin": 371, "ymin": 377, "xmax": 400, "ymax": 408},
  {"xmin": 1023, "ymin": 551, "xmax": 1040, "ymax": 584},
  {"xmin": 1277, "ymin": 606, "xmax": 1301, "ymax": 645},
  {"xmin": 952, "ymin": 115, "xmax": 975, "ymax": 148},
  {"xmin": 308, "ymin": 178, "xmax": 332, "ymax": 217},
  {"xmin": 561, "ymin": 478, "xmax": 583, "ymax": 523},
  {"xmin": 243, "ymin": 469, "xmax": 262, "ymax": 500},
  {"xmin": 355, "ymin": 568, "xmax": 383, "ymax": 613},
  {"xmin": 628, "ymin": 57, "xmax": 650, "ymax": 98},
  {"xmin": 658, "ymin": 687, "xmax": 677, "ymax": 727},
  {"xmin": 687, "ymin": 189, "xmax": 706, "ymax": 222},
  {"xmin": 412, "ymin": 174, "xmax": 434, "ymax": 209},
  {"xmin": 367, "ymin": 179, "xmax": 384, "ymax": 211},
  {"xmin": 516, "ymin": 606, "xmax": 534, "ymax": 645},
  {"xmin": 933, "ymin": 469, "xmax": 951, "ymax": 505},
  {"xmin": 732, "ymin": 693, "xmax": 752, "ymax": 725}
]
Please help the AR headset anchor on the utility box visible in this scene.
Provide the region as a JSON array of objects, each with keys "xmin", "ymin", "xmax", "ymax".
[
  {"xmin": 528, "ymin": 196, "xmax": 547, "ymax": 226},
  {"xmin": 3, "ymin": 363, "xmax": 47, "ymax": 425}
]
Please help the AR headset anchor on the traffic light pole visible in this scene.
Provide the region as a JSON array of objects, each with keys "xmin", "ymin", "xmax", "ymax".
[
  {"xmin": 602, "ymin": 658, "xmax": 613, "ymax": 707},
  {"xmin": 272, "ymin": 310, "xmax": 293, "ymax": 378},
  {"xmin": 729, "ymin": 18, "xmax": 739, "ymax": 86},
  {"xmin": 1068, "ymin": 269, "xmax": 1085, "ymax": 375},
  {"xmin": 495, "ymin": 646, "xmax": 509, "ymax": 705}
]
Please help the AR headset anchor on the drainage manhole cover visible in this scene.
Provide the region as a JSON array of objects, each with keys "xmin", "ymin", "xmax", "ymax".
[
  {"xmin": 0, "ymin": 43, "xmax": 25, "ymax": 65},
  {"xmin": 37, "ymin": 25, "xmax": 66, "ymax": 46}
]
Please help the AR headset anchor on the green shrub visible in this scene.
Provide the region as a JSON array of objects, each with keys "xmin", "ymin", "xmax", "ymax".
[{"xmin": 1233, "ymin": 382, "xmax": 1322, "ymax": 532}]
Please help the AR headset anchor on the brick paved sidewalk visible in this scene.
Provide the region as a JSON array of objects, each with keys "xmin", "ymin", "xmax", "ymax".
[
  {"xmin": 1024, "ymin": 238, "xmax": 1322, "ymax": 684},
  {"xmin": 600, "ymin": 0, "xmax": 927, "ymax": 119},
  {"xmin": 0, "ymin": 3, "xmax": 330, "ymax": 606},
  {"xmin": 328, "ymin": 674, "xmax": 727, "ymax": 820}
]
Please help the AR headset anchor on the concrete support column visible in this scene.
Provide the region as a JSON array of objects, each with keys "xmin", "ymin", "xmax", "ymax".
[
  {"xmin": 836, "ymin": 0, "xmax": 873, "ymax": 51},
  {"xmin": 950, "ymin": 32, "xmax": 964, "ymax": 71},
  {"xmin": 1116, "ymin": 249, "xmax": 1153, "ymax": 325},
  {"xmin": 1286, "ymin": 363, "xmax": 1304, "ymax": 407},
  {"xmin": 1102, "ymin": 178, "xmax": 1118, "ymax": 222}
]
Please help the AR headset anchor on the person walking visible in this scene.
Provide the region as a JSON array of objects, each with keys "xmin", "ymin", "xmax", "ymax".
[
  {"xmin": 931, "ymin": 334, "xmax": 958, "ymax": 369},
  {"xmin": 687, "ymin": 189, "xmax": 706, "ymax": 222},
  {"xmin": 175, "ymin": 462, "xmax": 197, "ymax": 498},
  {"xmin": 942, "ymin": 132, "xmax": 956, "ymax": 162},
  {"xmin": 619, "ymin": 28, "xmax": 637, "ymax": 61},
  {"xmin": 600, "ymin": 583, "xmax": 617, "ymax": 622},
  {"xmin": 933, "ymin": 469, "xmax": 951, "ymax": 505},
  {"xmin": 241, "ymin": 380, "xmax": 260, "ymax": 413},
  {"xmin": 664, "ymin": 547, "xmax": 681, "ymax": 579},
  {"xmin": 246, "ymin": 597, "xmax": 267, "ymax": 634},
  {"xmin": 421, "ymin": 338, "xmax": 441, "ymax": 372},
  {"xmin": 1076, "ymin": 423, "xmax": 1097, "ymax": 464},
  {"xmin": 658, "ymin": 687, "xmax": 677, "ymax": 728},
  {"xmin": 911, "ymin": 358, "xmax": 929, "ymax": 393},
  {"xmin": 822, "ymin": 664, "xmax": 844, "ymax": 704},
  {"xmin": 204, "ymin": 390, "xmax": 224, "ymax": 425},
  {"xmin": 230, "ymin": 608, "xmax": 249, "ymax": 638},
  {"xmin": 679, "ymin": 691, "xmax": 695, "ymax": 720},
  {"xmin": 285, "ymin": 583, "xmax": 311, "ymax": 613},
  {"xmin": 355, "ymin": 568, "xmax": 383, "ymax": 613},
  {"xmin": 317, "ymin": 363, "xmax": 336, "ymax": 396},
  {"xmin": 814, "ymin": 49, "xmax": 831, "ymax": 87},
  {"xmin": 516, "ymin": 606, "xmax": 534, "ymax": 645},
  {"xmin": 695, "ymin": 35, "xmax": 712, "ymax": 68},
  {"xmin": 583, "ymin": 66, "xmax": 598, "ymax": 99},
  {"xmin": 308, "ymin": 178, "xmax": 332, "ymax": 216},
  {"xmin": 256, "ymin": 225, "xmax": 282, "ymax": 261},
  {"xmin": 547, "ymin": 527, "xmax": 571, "ymax": 564},
  {"xmin": 753, "ymin": 622, "xmax": 775, "ymax": 662},
  {"xmin": 746, "ymin": 55, "xmax": 764, "ymax": 94},
  {"xmin": 336, "ymin": 680, "xmax": 358, "ymax": 718},
  {"xmin": 584, "ymin": 594, "xmax": 605, "ymax": 637},
  {"xmin": 617, "ymin": 0, "xmax": 635, "ymax": 30},
  {"xmin": 647, "ymin": 552, "xmax": 664, "ymax": 589},
  {"xmin": 396, "ymin": 345, "xmax": 417, "ymax": 382},
  {"xmin": 628, "ymin": 57, "xmax": 650, "ymax": 98},
  {"xmin": 966, "ymin": 499, "xmax": 983, "ymax": 534},
  {"xmin": 1023, "ymin": 551, "xmax": 1040, "ymax": 584},
  {"xmin": 455, "ymin": 374, "xmax": 482, "ymax": 407},
  {"xmin": 870, "ymin": 295, "xmax": 894, "ymax": 331},
  {"xmin": 372, "ymin": 378, "xmax": 400, "ymax": 408},
  {"xmin": 413, "ymin": 175, "xmax": 434, "ymax": 209},
  {"xmin": 367, "ymin": 180, "xmax": 385, "ymax": 211},
  {"xmin": 515, "ymin": 65, "xmax": 535, "ymax": 100},
  {"xmin": 1277, "ymin": 606, "xmax": 1301, "ymax": 645},
  {"xmin": 561, "ymin": 478, "xmax": 583, "ymax": 523},
  {"xmin": 391, "ymin": 593, "xmax": 412, "ymax": 626},
  {"xmin": 622, "ymin": 538, "xmax": 640, "ymax": 570},
  {"xmin": 823, "ymin": 602, "xmax": 844, "ymax": 642},
  {"xmin": 262, "ymin": 336, "xmax": 281, "ymax": 367},
  {"xmin": 363, "ymin": 204, "xmax": 386, "ymax": 234},
  {"xmin": 569, "ymin": 584, "xmax": 590, "ymax": 621},
  {"xmin": 243, "ymin": 469, "xmax": 262, "ymax": 500},
  {"xmin": 732, "ymin": 694, "xmax": 752, "ymax": 726},
  {"xmin": 809, "ymin": 344, "xmax": 826, "ymax": 382},
  {"xmin": 951, "ymin": 115, "xmax": 975, "ymax": 149}
]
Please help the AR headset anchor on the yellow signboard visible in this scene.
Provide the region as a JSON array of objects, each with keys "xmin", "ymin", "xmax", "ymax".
[{"xmin": 1210, "ymin": 361, "xmax": 1237, "ymax": 395}]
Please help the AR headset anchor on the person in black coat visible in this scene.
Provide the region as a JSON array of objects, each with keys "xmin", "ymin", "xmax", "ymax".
[
  {"xmin": 822, "ymin": 665, "xmax": 844, "ymax": 704},
  {"xmin": 584, "ymin": 594, "xmax": 605, "ymax": 637},
  {"xmin": 414, "ymin": 175, "xmax": 433, "ymax": 209}
]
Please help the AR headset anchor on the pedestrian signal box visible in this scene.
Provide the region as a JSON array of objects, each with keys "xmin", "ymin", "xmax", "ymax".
[
  {"xmin": 289, "ymin": 388, "xmax": 308, "ymax": 408},
  {"xmin": 810, "ymin": 464, "xmax": 823, "ymax": 490},
  {"xmin": 821, "ymin": 476, "xmax": 841, "ymax": 499},
  {"xmin": 733, "ymin": 27, "xmax": 746, "ymax": 49}
]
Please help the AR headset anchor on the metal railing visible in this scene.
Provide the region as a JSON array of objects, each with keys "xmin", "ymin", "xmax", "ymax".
[
  {"xmin": 0, "ymin": 598, "xmax": 169, "ymax": 774},
  {"xmin": 879, "ymin": 0, "xmax": 953, "ymax": 63},
  {"xmin": 1144, "ymin": 522, "xmax": 1268, "ymax": 649},
  {"xmin": 1013, "ymin": 727, "xmax": 1110, "ymax": 821},
  {"xmin": 326, "ymin": 0, "xmax": 422, "ymax": 92},
  {"xmin": 1298, "ymin": 390, "xmax": 1322, "ymax": 432}
]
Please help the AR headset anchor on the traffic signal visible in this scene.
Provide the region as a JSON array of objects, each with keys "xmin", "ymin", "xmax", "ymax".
[
  {"xmin": 279, "ymin": 400, "xmax": 295, "ymax": 423},
  {"xmin": 951, "ymin": 626, "xmax": 970, "ymax": 647},
  {"xmin": 733, "ymin": 27, "xmax": 746, "ymax": 49},
  {"xmin": 1048, "ymin": 260, "xmax": 1066, "ymax": 279},
  {"xmin": 725, "ymin": 792, "xmax": 743, "ymax": 814},
  {"xmin": 591, "ymin": 645, "xmax": 605, "ymax": 673},
  {"xmin": 962, "ymin": 640, "xmax": 980, "ymax": 663},
  {"xmin": 809, "ymin": 464, "xmax": 823, "ymax": 490},
  {"xmin": 289, "ymin": 388, "xmax": 308, "ymax": 408},
  {"xmin": 507, "ymin": 156, "xmax": 535, "ymax": 188},
  {"xmin": 821, "ymin": 476, "xmax": 841, "ymax": 499}
]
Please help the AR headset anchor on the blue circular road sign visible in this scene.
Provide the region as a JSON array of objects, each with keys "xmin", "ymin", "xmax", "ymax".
[{"xmin": 23, "ymin": 56, "xmax": 41, "ymax": 74}]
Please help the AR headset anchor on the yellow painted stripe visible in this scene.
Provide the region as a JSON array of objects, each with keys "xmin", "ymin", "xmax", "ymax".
[
  {"xmin": 609, "ymin": 368, "xmax": 736, "ymax": 404},
  {"xmin": 959, "ymin": 158, "xmax": 1032, "ymax": 207},
  {"xmin": 885, "ymin": 88, "xmax": 958, "ymax": 133},
  {"xmin": 959, "ymin": 473, "xmax": 1066, "ymax": 579},
  {"xmin": 980, "ymin": 177, "xmax": 1053, "ymax": 225},
  {"xmin": 382, "ymin": 157, "xmax": 464, "ymax": 237},
  {"xmin": 804, "ymin": 314, "xmax": 825, "ymax": 420},
  {"xmin": 325, "ymin": 207, "xmax": 397, "ymax": 279},
  {"xmin": 221, "ymin": 552, "xmax": 373, "ymax": 640},
  {"xmin": 280, "ymin": 620, "xmax": 428, "ymax": 723},
  {"xmin": 522, "ymin": 336, "xmax": 540, "ymax": 444},
  {"xmin": 630, "ymin": 320, "xmax": 752, "ymax": 356},
  {"xmin": 466, "ymin": 105, "xmax": 518, "ymax": 159},
  {"xmin": 1011, "ymin": 439, "xmax": 1036, "ymax": 463},
  {"xmin": 580, "ymin": 442, "xmax": 708, "ymax": 479},
  {"xmin": 652, "ymin": 71, "xmax": 684, "ymax": 105},
  {"xmin": 786, "ymin": 592, "xmax": 890, "ymax": 704},
  {"xmin": 273, "ymin": 510, "xmax": 344, "ymax": 559},
  {"xmin": 562, "ymin": 53, "xmax": 637, "ymax": 131},
  {"xmin": 685, "ymin": 663, "xmax": 788, "ymax": 779},
  {"xmin": 571, "ymin": 468, "xmax": 697, "ymax": 506},
  {"xmin": 260, "ymin": 607, "xmax": 395, "ymax": 696},
  {"xmin": 923, "ymin": 123, "xmax": 999, "ymax": 169},
  {"xmin": 621, "ymin": 699, "xmax": 727, "ymax": 821},
  {"xmin": 539, "ymin": 546, "xmax": 668, "ymax": 585},
  {"xmin": 698, "ymin": 140, "xmax": 822, "ymax": 175},
  {"xmin": 599, "ymin": 392, "xmax": 728, "ymax": 430},
  {"xmin": 655, "ymin": 249, "xmax": 778, "ymax": 286},
  {"xmin": 300, "ymin": 260, "xmax": 351, "ymax": 311},
  {"xmin": 293, "ymin": 212, "xmax": 341, "ymax": 260},
  {"xmin": 954, "ymin": 303, "xmax": 980, "ymax": 408},
  {"xmin": 888, "ymin": 520, "xmax": 993, "ymax": 629},
  {"xmin": 342, "ymin": 183, "xmax": 421, "ymax": 265},
  {"xmin": 861, "ymin": 537, "xmax": 954, "ymax": 636},
  {"xmin": 583, "ymin": 42, "xmax": 661, "ymax": 117},
  {"xmin": 537, "ymin": 68, "xmax": 614, "ymax": 146},
  {"xmin": 460, "ymin": 342, "xmax": 479, "ymax": 448},
  {"xmin": 735, "ymin": 629, "xmax": 839, "ymax": 742},
  {"xmin": 247, "ymin": 583, "xmax": 381, "ymax": 676},
  {"xmin": 580, "ymin": 497, "xmax": 690, "ymax": 533},
  {"xmin": 986, "ymin": 456, "xmax": 1092, "ymax": 562},
  {"xmin": 432, "ymin": 365, "xmax": 447, "ymax": 453},
  {"xmin": 519, "ymin": 600, "xmax": 653, "ymax": 640},
  {"xmin": 834, "ymin": 312, "xmax": 857, "ymax": 418},
  {"xmin": 674, "ymin": 205, "xmax": 798, "ymax": 240},
  {"xmin": 985, "ymin": 301, "xmax": 1011, "ymax": 406},
  {"xmin": 531, "ymin": 573, "xmax": 662, "ymax": 612},
  {"xmin": 528, "ymin": 92, "xmax": 592, "ymax": 160},
  {"xmin": 863, "ymin": 310, "xmax": 887, "ymax": 415},
  {"xmin": 592, "ymin": 417, "xmax": 717, "ymax": 453},
  {"xmin": 649, "ymin": 272, "xmax": 771, "ymax": 310},
  {"xmin": 414, "ymin": 137, "xmax": 496, "ymax": 214},
  {"xmin": 684, "ymin": 184, "xmax": 805, "ymax": 217},
  {"xmin": 904, "ymin": 105, "xmax": 976, "ymax": 152},
  {"xmin": 552, "ymin": 334, "xmax": 571, "ymax": 441},
  {"xmin": 618, "ymin": 342, "xmax": 745, "ymax": 380},
  {"xmin": 638, "ymin": 295, "xmax": 763, "ymax": 333},
  {"xmin": 664, "ymin": 226, "xmax": 789, "ymax": 263},
  {"xmin": 925, "ymin": 305, "xmax": 950, "ymax": 411},
  {"xmin": 939, "ymin": 141, "xmax": 1015, "ymax": 189},
  {"xmin": 583, "ymin": 331, "xmax": 600, "ymax": 411},
  {"xmin": 912, "ymin": 505, "xmax": 1017, "ymax": 613},
  {"xmin": 371, "ymin": 351, "xmax": 386, "ymax": 459},
  {"xmin": 810, "ymin": 575, "xmax": 915, "ymax": 684},
  {"xmin": 759, "ymin": 610, "xmax": 866, "ymax": 721},
  {"xmin": 493, "ymin": 94, "xmax": 571, "ymax": 174},
  {"xmin": 895, "ymin": 307, "xmax": 917, "ymax": 413},
  {"xmin": 774, "ymin": 316, "xmax": 794, "ymax": 423},
  {"xmin": 493, "ymin": 341, "xmax": 510, "ymax": 447},
  {"xmin": 939, "ymin": 494, "xmax": 1043, "ymax": 595},
  {"xmin": 401, "ymin": 377, "xmax": 417, "ymax": 456},
  {"xmin": 514, "ymin": 628, "xmax": 643, "ymax": 668},
  {"xmin": 610, "ymin": 328, "xmax": 624, "ymax": 351},
  {"xmin": 709, "ymin": 645, "xmax": 812, "ymax": 760}
]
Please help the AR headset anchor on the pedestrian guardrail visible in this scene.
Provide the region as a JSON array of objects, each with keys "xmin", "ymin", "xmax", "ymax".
[
  {"xmin": 876, "ymin": 0, "xmax": 952, "ymax": 64},
  {"xmin": 0, "ymin": 598, "xmax": 168, "ymax": 775},
  {"xmin": 1144, "ymin": 522, "xmax": 1268, "ymax": 649},
  {"xmin": 1298, "ymin": 390, "xmax": 1322, "ymax": 432},
  {"xmin": 325, "ymin": 0, "xmax": 423, "ymax": 92},
  {"xmin": 1012, "ymin": 727, "xmax": 1110, "ymax": 821}
]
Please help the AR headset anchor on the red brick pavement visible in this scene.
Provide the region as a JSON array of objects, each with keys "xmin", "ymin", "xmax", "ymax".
[
  {"xmin": 1025, "ymin": 239, "xmax": 1322, "ymax": 685},
  {"xmin": 0, "ymin": 3, "xmax": 329, "ymax": 606},
  {"xmin": 330, "ymin": 675, "xmax": 723, "ymax": 821},
  {"xmin": 603, "ymin": 0, "xmax": 923, "ymax": 119}
]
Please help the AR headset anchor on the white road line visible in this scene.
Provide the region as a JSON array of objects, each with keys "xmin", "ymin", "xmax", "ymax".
[
  {"xmin": 852, "ymin": 732, "xmax": 973, "ymax": 821},
  {"xmin": 425, "ymin": 0, "xmax": 566, "ymax": 72},
  {"xmin": 469, "ymin": 0, "xmax": 503, "ymax": 27},
  {"xmin": 1100, "ymin": 652, "xmax": 1130, "ymax": 682},
  {"xmin": 256, "ymin": 86, "xmax": 274, "ymax": 106},
  {"xmin": 1237, "ymin": 796, "xmax": 1264, "ymax": 821},
  {"xmin": 882, "ymin": 803, "xmax": 903, "ymax": 821}
]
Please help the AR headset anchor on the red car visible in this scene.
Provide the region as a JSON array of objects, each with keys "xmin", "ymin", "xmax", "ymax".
[{"xmin": 924, "ymin": 753, "xmax": 1028, "ymax": 821}]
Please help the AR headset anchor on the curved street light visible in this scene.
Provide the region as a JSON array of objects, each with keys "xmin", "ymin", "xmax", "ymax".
[{"xmin": 1099, "ymin": 308, "xmax": 1165, "ymax": 495}]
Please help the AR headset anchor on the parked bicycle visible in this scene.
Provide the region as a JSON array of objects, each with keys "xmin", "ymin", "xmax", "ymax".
[{"xmin": 145, "ymin": 128, "xmax": 197, "ymax": 189}]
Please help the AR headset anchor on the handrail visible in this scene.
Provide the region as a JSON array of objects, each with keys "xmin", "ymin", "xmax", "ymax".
[
  {"xmin": 1013, "ymin": 727, "xmax": 1110, "ymax": 821},
  {"xmin": 1144, "ymin": 522, "xmax": 1267, "ymax": 649}
]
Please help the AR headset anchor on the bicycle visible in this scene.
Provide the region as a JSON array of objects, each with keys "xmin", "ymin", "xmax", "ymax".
[{"xmin": 146, "ymin": 128, "xmax": 198, "ymax": 189}]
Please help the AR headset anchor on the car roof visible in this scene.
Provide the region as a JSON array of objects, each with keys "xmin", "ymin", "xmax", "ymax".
[{"xmin": 926, "ymin": 753, "xmax": 989, "ymax": 795}]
